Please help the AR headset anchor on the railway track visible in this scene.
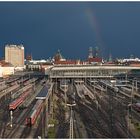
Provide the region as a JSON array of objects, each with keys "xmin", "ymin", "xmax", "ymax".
[
  {"xmin": 21, "ymin": 85, "xmax": 46, "ymax": 138},
  {"xmin": 93, "ymin": 85, "xmax": 134, "ymax": 137},
  {"xmin": 81, "ymin": 100, "xmax": 111, "ymax": 137},
  {"xmin": 56, "ymin": 122, "xmax": 69, "ymax": 138},
  {"xmin": 4, "ymin": 100, "xmax": 36, "ymax": 138},
  {"xmin": 78, "ymin": 82, "xmax": 134, "ymax": 138},
  {"xmin": 92, "ymin": 90, "xmax": 128, "ymax": 137},
  {"xmin": 73, "ymin": 109, "xmax": 82, "ymax": 138},
  {"xmin": 77, "ymin": 104, "xmax": 105, "ymax": 138},
  {"xmin": 0, "ymin": 106, "xmax": 9, "ymax": 138},
  {"xmin": 55, "ymin": 98, "xmax": 68, "ymax": 138},
  {"xmin": 72, "ymin": 99, "xmax": 91, "ymax": 138},
  {"xmin": 73, "ymin": 85, "xmax": 110, "ymax": 138},
  {"xmin": 0, "ymin": 93, "xmax": 12, "ymax": 138}
]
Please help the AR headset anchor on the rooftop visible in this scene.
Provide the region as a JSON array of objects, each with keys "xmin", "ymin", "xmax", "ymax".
[
  {"xmin": 51, "ymin": 65, "xmax": 140, "ymax": 71},
  {"xmin": 5, "ymin": 44, "xmax": 24, "ymax": 49},
  {"xmin": 0, "ymin": 60, "xmax": 13, "ymax": 67}
]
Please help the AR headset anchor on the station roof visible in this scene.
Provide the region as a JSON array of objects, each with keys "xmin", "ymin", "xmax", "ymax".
[
  {"xmin": 51, "ymin": 65, "xmax": 140, "ymax": 71},
  {"xmin": 36, "ymin": 86, "xmax": 48, "ymax": 100}
]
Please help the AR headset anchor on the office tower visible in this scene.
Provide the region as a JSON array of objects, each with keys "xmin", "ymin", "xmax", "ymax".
[{"xmin": 5, "ymin": 44, "xmax": 24, "ymax": 67}]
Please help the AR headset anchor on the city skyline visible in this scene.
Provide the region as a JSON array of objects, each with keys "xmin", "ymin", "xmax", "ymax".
[
  {"xmin": 0, "ymin": 2, "xmax": 140, "ymax": 59},
  {"xmin": 1, "ymin": 2, "xmax": 140, "ymax": 137}
]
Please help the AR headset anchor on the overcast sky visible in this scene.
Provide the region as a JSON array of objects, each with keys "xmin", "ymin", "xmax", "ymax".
[{"xmin": 0, "ymin": 2, "xmax": 140, "ymax": 60}]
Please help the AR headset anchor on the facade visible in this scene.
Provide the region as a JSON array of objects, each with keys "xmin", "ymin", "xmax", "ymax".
[
  {"xmin": 0, "ymin": 60, "xmax": 14, "ymax": 77},
  {"xmin": 115, "ymin": 58, "xmax": 140, "ymax": 66},
  {"xmin": 54, "ymin": 60, "xmax": 85, "ymax": 65},
  {"xmin": 5, "ymin": 44, "xmax": 24, "ymax": 67},
  {"xmin": 87, "ymin": 57, "xmax": 102, "ymax": 64},
  {"xmin": 49, "ymin": 65, "xmax": 140, "ymax": 78},
  {"xmin": 1, "ymin": 66, "xmax": 14, "ymax": 77},
  {"xmin": 87, "ymin": 47, "xmax": 102, "ymax": 64},
  {"xmin": 25, "ymin": 59, "xmax": 53, "ymax": 71}
]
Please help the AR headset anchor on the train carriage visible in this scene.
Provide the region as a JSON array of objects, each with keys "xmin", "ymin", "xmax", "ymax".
[
  {"xmin": 9, "ymin": 98, "xmax": 23, "ymax": 110},
  {"xmin": 26, "ymin": 100, "xmax": 43, "ymax": 126},
  {"xmin": 9, "ymin": 85, "xmax": 33, "ymax": 110}
]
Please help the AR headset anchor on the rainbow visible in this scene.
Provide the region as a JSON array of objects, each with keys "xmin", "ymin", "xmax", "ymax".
[{"xmin": 84, "ymin": 6, "xmax": 106, "ymax": 56}]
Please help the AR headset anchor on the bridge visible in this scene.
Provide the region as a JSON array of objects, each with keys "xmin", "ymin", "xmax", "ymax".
[{"xmin": 49, "ymin": 65, "xmax": 140, "ymax": 79}]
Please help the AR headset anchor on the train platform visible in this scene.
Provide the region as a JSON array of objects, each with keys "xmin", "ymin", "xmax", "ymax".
[
  {"xmin": 35, "ymin": 83, "xmax": 54, "ymax": 100},
  {"xmin": 22, "ymin": 84, "xmax": 43, "ymax": 108},
  {"xmin": 134, "ymin": 92, "xmax": 140, "ymax": 98},
  {"xmin": 119, "ymin": 90, "xmax": 131, "ymax": 98}
]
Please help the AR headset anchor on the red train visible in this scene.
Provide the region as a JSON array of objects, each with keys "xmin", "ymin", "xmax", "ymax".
[
  {"xmin": 9, "ymin": 87, "xmax": 32, "ymax": 110},
  {"xmin": 9, "ymin": 98, "xmax": 23, "ymax": 110},
  {"xmin": 26, "ymin": 100, "xmax": 43, "ymax": 126}
]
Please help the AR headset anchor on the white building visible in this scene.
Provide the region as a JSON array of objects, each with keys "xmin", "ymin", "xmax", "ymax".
[{"xmin": 0, "ymin": 66, "xmax": 14, "ymax": 77}]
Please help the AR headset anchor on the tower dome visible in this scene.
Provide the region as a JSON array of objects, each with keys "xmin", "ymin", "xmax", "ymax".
[{"xmin": 54, "ymin": 50, "xmax": 64, "ymax": 61}]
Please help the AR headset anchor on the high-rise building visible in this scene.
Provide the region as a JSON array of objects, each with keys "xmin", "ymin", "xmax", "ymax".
[{"xmin": 5, "ymin": 44, "xmax": 24, "ymax": 67}]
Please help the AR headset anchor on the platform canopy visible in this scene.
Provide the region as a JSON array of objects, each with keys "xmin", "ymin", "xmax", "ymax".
[{"xmin": 36, "ymin": 86, "xmax": 48, "ymax": 100}]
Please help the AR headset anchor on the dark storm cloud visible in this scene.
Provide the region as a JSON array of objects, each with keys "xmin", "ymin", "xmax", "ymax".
[{"xmin": 0, "ymin": 2, "xmax": 140, "ymax": 59}]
